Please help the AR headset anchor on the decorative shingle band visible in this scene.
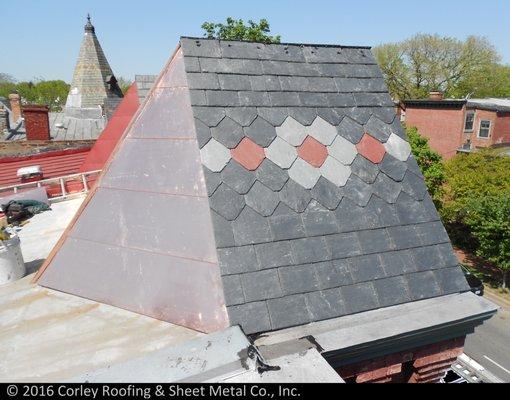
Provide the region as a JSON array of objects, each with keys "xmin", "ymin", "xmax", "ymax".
[{"xmin": 199, "ymin": 114, "xmax": 404, "ymax": 191}]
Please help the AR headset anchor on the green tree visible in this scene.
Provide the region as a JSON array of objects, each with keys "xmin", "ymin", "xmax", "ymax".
[
  {"xmin": 373, "ymin": 34, "xmax": 503, "ymax": 100},
  {"xmin": 442, "ymin": 150, "xmax": 510, "ymax": 223},
  {"xmin": 452, "ymin": 64, "xmax": 510, "ymax": 99},
  {"xmin": 0, "ymin": 78, "xmax": 70, "ymax": 111},
  {"xmin": 202, "ymin": 18, "xmax": 281, "ymax": 43},
  {"xmin": 405, "ymin": 125, "xmax": 445, "ymax": 206},
  {"xmin": 464, "ymin": 194, "xmax": 510, "ymax": 288},
  {"xmin": 32, "ymin": 80, "xmax": 70, "ymax": 111}
]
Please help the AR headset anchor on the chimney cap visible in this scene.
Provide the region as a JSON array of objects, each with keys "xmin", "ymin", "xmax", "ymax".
[{"xmin": 429, "ymin": 91, "xmax": 444, "ymax": 101}]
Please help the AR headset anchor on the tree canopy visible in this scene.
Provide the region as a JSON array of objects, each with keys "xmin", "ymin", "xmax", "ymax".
[
  {"xmin": 405, "ymin": 125, "xmax": 445, "ymax": 206},
  {"xmin": 464, "ymin": 193, "xmax": 510, "ymax": 288},
  {"xmin": 0, "ymin": 76, "xmax": 70, "ymax": 112},
  {"xmin": 373, "ymin": 34, "xmax": 509, "ymax": 100},
  {"xmin": 201, "ymin": 18, "xmax": 281, "ymax": 43}
]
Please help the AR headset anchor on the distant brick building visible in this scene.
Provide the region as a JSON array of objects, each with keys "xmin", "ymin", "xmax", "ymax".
[{"xmin": 401, "ymin": 94, "xmax": 510, "ymax": 159}]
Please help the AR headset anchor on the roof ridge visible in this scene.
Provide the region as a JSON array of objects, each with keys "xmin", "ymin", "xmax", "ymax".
[{"xmin": 180, "ymin": 36, "xmax": 372, "ymax": 50}]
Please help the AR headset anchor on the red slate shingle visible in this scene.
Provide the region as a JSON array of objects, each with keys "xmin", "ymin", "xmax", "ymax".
[
  {"xmin": 231, "ymin": 137, "xmax": 266, "ymax": 170},
  {"xmin": 356, "ymin": 134, "xmax": 386, "ymax": 164},
  {"xmin": 297, "ymin": 136, "xmax": 328, "ymax": 167}
]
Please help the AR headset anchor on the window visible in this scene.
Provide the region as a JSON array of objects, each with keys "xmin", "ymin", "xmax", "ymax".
[
  {"xmin": 464, "ymin": 112, "xmax": 475, "ymax": 132},
  {"xmin": 478, "ymin": 120, "xmax": 491, "ymax": 138}
]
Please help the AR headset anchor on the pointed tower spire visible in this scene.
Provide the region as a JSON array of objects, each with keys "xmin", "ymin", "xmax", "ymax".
[
  {"xmin": 65, "ymin": 15, "xmax": 123, "ymax": 118},
  {"xmin": 84, "ymin": 14, "xmax": 95, "ymax": 34}
]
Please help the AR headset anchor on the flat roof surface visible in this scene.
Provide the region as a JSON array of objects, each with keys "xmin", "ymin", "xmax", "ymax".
[{"xmin": 0, "ymin": 197, "xmax": 202, "ymax": 382}]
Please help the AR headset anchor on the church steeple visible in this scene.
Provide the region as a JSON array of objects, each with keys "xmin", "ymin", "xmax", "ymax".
[{"xmin": 65, "ymin": 15, "xmax": 123, "ymax": 118}]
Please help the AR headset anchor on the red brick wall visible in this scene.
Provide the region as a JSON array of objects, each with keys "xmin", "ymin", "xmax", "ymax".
[
  {"xmin": 22, "ymin": 105, "xmax": 51, "ymax": 141},
  {"xmin": 469, "ymin": 109, "xmax": 497, "ymax": 149},
  {"xmin": 493, "ymin": 112, "xmax": 510, "ymax": 145},
  {"xmin": 336, "ymin": 336, "xmax": 465, "ymax": 383},
  {"xmin": 404, "ymin": 107, "xmax": 464, "ymax": 159}
]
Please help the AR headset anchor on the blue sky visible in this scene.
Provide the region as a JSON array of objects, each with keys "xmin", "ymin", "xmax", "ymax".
[{"xmin": 2, "ymin": 0, "xmax": 510, "ymax": 82}]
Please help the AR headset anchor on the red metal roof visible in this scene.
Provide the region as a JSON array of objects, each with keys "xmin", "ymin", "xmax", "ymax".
[
  {"xmin": 0, "ymin": 148, "xmax": 91, "ymax": 188},
  {"xmin": 79, "ymin": 83, "xmax": 140, "ymax": 172}
]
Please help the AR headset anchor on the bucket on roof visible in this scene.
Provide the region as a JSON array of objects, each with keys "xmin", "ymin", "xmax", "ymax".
[{"xmin": 0, "ymin": 235, "xmax": 26, "ymax": 285}]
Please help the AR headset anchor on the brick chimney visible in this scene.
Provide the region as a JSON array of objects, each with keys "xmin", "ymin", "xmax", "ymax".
[
  {"xmin": 429, "ymin": 91, "xmax": 444, "ymax": 101},
  {"xmin": 23, "ymin": 104, "xmax": 51, "ymax": 141},
  {"xmin": 8, "ymin": 91, "xmax": 22, "ymax": 122}
]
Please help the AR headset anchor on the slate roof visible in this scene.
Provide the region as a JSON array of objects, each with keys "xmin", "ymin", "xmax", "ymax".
[
  {"xmin": 4, "ymin": 113, "xmax": 106, "ymax": 141},
  {"xmin": 180, "ymin": 37, "xmax": 471, "ymax": 334},
  {"xmin": 135, "ymin": 75, "xmax": 157, "ymax": 104}
]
